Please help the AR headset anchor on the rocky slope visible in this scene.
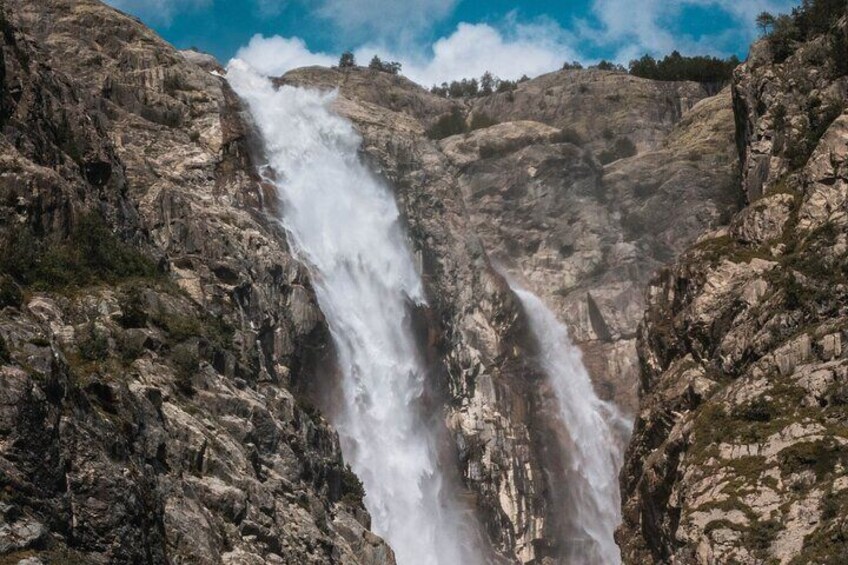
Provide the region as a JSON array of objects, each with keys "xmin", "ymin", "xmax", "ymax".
[
  {"xmin": 470, "ymin": 69, "xmax": 709, "ymax": 155},
  {"xmin": 0, "ymin": 1, "xmax": 394, "ymax": 563},
  {"xmin": 618, "ymin": 16, "xmax": 848, "ymax": 565}
]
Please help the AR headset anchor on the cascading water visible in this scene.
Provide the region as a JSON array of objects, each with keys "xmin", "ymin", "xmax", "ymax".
[
  {"xmin": 227, "ymin": 60, "xmax": 477, "ymax": 565},
  {"xmin": 510, "ymin": 282, "xmax": 631, "ymax": 565}
]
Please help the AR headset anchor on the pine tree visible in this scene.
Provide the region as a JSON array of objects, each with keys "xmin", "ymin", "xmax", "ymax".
[{"xmin": 339, "ymin": 51, "xmax": 355, "ymax": 69}]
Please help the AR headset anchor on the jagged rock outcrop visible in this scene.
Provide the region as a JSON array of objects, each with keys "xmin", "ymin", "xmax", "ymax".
[
  {"xmin": 0, "ymin": 1, "xmax": 394, "ymax": 563},
  {"xmin": 618, "ymin": 16, "xmax": 848, "ymax": 565}
]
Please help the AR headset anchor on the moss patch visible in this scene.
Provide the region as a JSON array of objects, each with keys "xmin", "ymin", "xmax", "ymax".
[{"xmin": 778, "ymin": 439, "xmax": 848, "ymax": 480}]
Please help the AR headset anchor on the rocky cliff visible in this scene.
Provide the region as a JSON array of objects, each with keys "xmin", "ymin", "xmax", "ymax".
[
  {"xmin": 0, "ymin": 1, "xmax": 394, "ymax": 563},
  {"xmin": 618, "ymin": 15, "xmax": 848, "ymax": 565}
]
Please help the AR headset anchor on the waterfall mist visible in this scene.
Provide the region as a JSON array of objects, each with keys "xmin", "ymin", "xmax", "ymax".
[
  {"xmin": 510, "ymin": 282, "xmax": 631, "ymax": 564},
  {"xmin": 227, "ymin": 60, "xmax": 479, "ymax": 565}
]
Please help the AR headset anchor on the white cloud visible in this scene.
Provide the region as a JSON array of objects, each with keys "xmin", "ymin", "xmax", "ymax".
[
  {"xmin": 104, "ymin": 0, "xmax": 210, "ymax": 24},
  {"xmin": 232, "ymin": 20, "xmax": 578, "ymax": 86},
  {"xmin": 235, "ymin": 34, "xmax": 336, "ymax": 77},
  {"xmin": 255, "ymin": 0, "xmax": 287, "ymax": 17},
  {"xmin": 231, "ymin": 0, "xmax": 802, "ymax": 87},
  {"xmin": 358, "ymin": 20, "xmax": 579, "ymax": 86}
]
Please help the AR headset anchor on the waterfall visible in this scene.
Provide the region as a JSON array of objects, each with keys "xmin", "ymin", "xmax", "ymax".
[
  {"xmin": 227, "ymin": 61, "xmax": 477, "ymax": 565},
  {"xmin": 510, "ymin": 282, "xmax": 630, "ymax": 565}
]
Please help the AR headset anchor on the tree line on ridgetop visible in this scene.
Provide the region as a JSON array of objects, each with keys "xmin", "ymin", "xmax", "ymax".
[
  {"xmin": 425, "ymin": 52, "xmax": 740, "ymax": 100},
  {"xmin": 338, "ymin": 51, "xmax": 403, "ymax": 75}
]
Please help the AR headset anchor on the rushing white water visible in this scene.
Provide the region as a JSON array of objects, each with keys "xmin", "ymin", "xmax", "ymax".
[
  {"xmin": 510, "ymin": 282, "xmax": 630, "ymax": 565},
  {"xmin": 227, "ymin": 61, "xmax": 476, "ymax": 565}
]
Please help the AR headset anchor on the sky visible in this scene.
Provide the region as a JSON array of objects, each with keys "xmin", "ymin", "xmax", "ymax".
[{"xmin": 105, "ymin": 0, "xmax": 801, "ymax": 86}]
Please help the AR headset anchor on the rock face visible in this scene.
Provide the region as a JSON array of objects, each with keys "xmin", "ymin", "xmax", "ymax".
[
  {"xmin": 618, "ymin": 17, "xmax": 848, "ymax": 565},
  {"xmin": 0, "ymin": 1, "xmax": 394, "ymax": 563}
]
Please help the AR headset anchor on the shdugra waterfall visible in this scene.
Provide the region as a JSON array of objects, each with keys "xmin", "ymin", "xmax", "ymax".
[
  {"xmin": 510, "ymin": 282, "xmax": 630, "ymax": 565},
  {"xmin": 227, "ymin": 61, "xmax": 476, "ymax": 565}
]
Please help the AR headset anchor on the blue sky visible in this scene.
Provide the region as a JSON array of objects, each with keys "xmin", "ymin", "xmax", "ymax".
[{"xmin": 107, "ymin": 0, "xmax": 800, "ymax": 85}]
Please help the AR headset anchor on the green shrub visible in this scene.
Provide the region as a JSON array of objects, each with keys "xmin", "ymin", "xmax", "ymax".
[
  {"xmin": 338, "ymin": 51, "xmax": 356, "ymax": 69},
  {"xmin": 746, "ymin": 519, "xmax": 781, "ymax": 553},
  {"xmin": 469, "ymin": 112, "xmax": 498, "ymax": 131},
  {"xmin": 117, "ymin": 332, "xmax": 145, "ymax": 364},
  {"xmin": 163, "ymin": 74, "xmax": 185, "ymax": 95},
  {"xmin": 0, "ymin": 334, "xmax": 9, "ymax": 363},
  {"xmin": 172, "ymin": 344, "xmax": 198, "ymax": 395},
  {"xmin": 599, "ymin": 137, "xmax": 637, "ymax": 164},
  {"xmin": 204, "ymin": 314, "xmax": 235, "ymax": 349},
  {"xmin": 596, "ymin": 60, "xmax": 622, "ymax": 71},
  {"xmin": 78, "ymin": 322, "xmax": 109, "ymax": 362},
  {"xmin": 339, "ymin": 464, "xmax": 365, "ymax": 505},
  {"xmin": 430, "ymin": 71, "xmax": 521, "ymax": 98},
  {"xmin": 0, "ymin": 212, "xmax": 159, "ymax": 291},
  {"xmin": 368, "ymin": 55, "xmax": 401, "ymax": 74},
  {"xmin": 735, "ymin": 397, "xmax": 774, "ymax": 422},
  {"xmin": 0, "ymin": 275, "xmax": 22, "ymax": 309},
  {"xmin": 629, "ymin": 51, "xmax": 739, "ymax": 84},
  {"xmin": 555, "ymin": 128, "xmax": 584, "ymax": 145},
  {"xmin": 763, "ymin": 0, "xmax": 847, "ymax": 62},
  {"xmin": 118, "ymin": 284, "xmax": 149, "ymax": 329},
  {"xmin": 427, "ymin": 108, "xmax": 467, "ymax": 140},
  {"xmin": 778, "ymin": 439, "xmax": 846, "ymax": 479},
  {"xmin": 154, "ymin": 312, "xmax": 202, "ymax": 342}
]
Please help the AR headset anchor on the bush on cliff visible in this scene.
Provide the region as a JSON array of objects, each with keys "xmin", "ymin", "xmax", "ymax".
[
  {"xmin": 430, "ymin": 71, "xmax": 527, "ymax": 99},
  {"xmin": 368, "ymin": 55, "xmax": 402, "ymax": 74},
  {"xmin": 338, "ymin": 51, "xmax": 355, "ymax": 69},
  {"xmin": 427, "ymin": 108, "xmax": 466, "ymax": 139},
  {"xmin": 0, "ymin": 212, "xmax": 159, "ymax": 290},
  {"xmin": 598, "ymin": 137, "xmax": 637, "ymax": 165},
  {"xmin": 760, "ymin": 0, "xmax": 848, "ymax": 62}
]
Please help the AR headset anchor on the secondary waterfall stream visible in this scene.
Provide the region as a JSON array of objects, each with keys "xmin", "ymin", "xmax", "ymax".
[
  {"xmin": 510, "ymin": 282, "xmax": 630, "ymax": 564},
  {"xmin": 227, "ymin": 61, "xmax": 476, "ymax": 565}
]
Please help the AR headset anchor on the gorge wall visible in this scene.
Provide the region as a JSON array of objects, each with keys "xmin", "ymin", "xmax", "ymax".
[
  {"xmin": 617, "ymin": 14, "xmax": 848, "ymax": 565},
  {"xmin": 0, "ymin": 1, "xmax": 394, "ymax": 562},
  {"xmin": 3, "ymin": 0, "xmax": 845, "ymax": 564}
]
